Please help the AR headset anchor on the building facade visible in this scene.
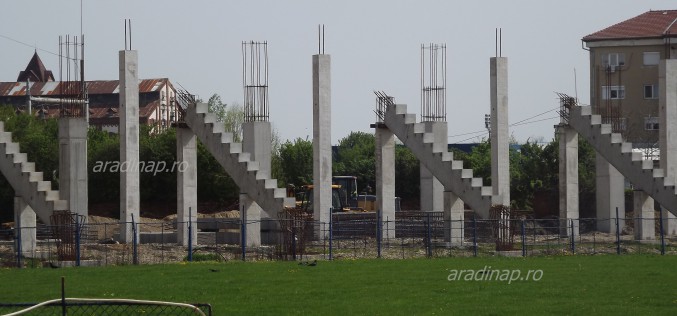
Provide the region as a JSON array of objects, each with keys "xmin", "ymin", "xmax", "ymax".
[
  {"xmin": 583, "ymin": 10, "xmax": 677, "ymax": 150},
  {"xmin": 0, "ymin": 52, "xmax": 178, "ymax": 133}
]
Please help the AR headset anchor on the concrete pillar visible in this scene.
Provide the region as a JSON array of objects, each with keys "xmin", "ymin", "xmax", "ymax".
[
  {"xmin": 240, "ymin": 121, "xmax": 271, "ymax": 247},
  {"xmin": 444, "ymin": 191, "xmax": 464, "ymax": 246},
  {"xmin": 239, "ymin": 193, "xmax": 261, "ymax": 247},
  {"xmin": 595, "ymin": 154, "xmax": 625, "ymax": 233},
  {"xmin": 58, "ymin": 117, "xmax": 88, "ymax": 217},
  {"xmin": 176, "ymin": 126, "xmax": 197, "ymax": 246},
  {"xmin": 633, "ymin": 191, "xmax": 655, "ymax": 240},
  {"xmin": 490, "ymin": 57, "xmax": 510, "ymax": 206},
  {"xmin": 557, "ymin": 125, "xmax": 579, "ymax": 237},
  {"xmin": 312, "ymin": 54, "xmax": 331, "ymax": 238},
  {"xmin": 119, "ymin": 50, "xmax": 140, "ymax": 243},
  {"xmin": 375, "ymin": 125, "xmax": 395, "ymax": 239},
  {"xmin": 14, "ymin": 196, "xmax": 36, "ymax": 257},
  {"xmin": 659, "ymin": 59, "xmax": 677, "ymax": 235},
  {"xmin": 420, "ymin": 122, "xmax": 446, "ymax": 212}
]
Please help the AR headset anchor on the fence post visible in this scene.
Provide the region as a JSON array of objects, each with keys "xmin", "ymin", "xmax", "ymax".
[
  {"xmin": 472, "ymin": 214, "xmax": 477, "ymax": 257},
  {"xmin": 426, "ymin": 212, "xmax": 432, "ymax": 258},
  {"xmin": 291, "ymin": 227, "xmax": 297, "ymax": 261},
  {"xmin": 615, "ymin": 207, "xmax": 621, "ymax": 255},
  {"xmin": 521, "ymin": 219, "xmax": 526, "ymax": 257},
  {"xmin": 241, "ymin": 205, "xmax": 246, "ymax": 262},
  {"xmin": 659, "ymin": 207, "xmax": 666, "ymax": 255},
  {"xmin": 329, "ymin": 208, "xmax": 333, "ymax": 261},
  {"xmin": 61, "ymin": 276, "xmax": 67, "ymax": 316},
  {"xmin": 188, "ymin": 207, "xmax": 193, "ymax": 262},
  {"xmin": 377, "ymin": 209, "xmax": 382, "ymax": 258},
  {"xmin": 16, "ymin": 223, "xmax": 22, "ymax": 268},
  {"xmin": 75, "ymin": 216, "xmax": 81, "ymax": 267},
  {"xmin": 386, "ymin": 216, "xmax": 390, "ymax": 246},
  {"xmin": 132, "ymin": 214, "xmax": 138, "ymax": 265},
  {"xmin": 570, "ymin": 219, "xmax": 575, "ymax": 254}
]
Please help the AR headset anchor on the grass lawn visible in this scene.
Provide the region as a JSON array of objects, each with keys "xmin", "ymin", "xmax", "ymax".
[{"xmin": 1, "ymin": 255, "xmax": 676, "ymax": 315}]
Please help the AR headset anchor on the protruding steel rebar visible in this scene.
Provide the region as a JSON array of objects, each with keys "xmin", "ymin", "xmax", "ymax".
[
  {"xmin": 374, "ymin": 91, "xmax": 394, "ymax": 122},
  {"xmin": 242, "ymin": 41, "xmax": 270, "ymax": 122},
  {"xmin": 421, "ymin": 43, "xmax": 446, "ymax": 122}
]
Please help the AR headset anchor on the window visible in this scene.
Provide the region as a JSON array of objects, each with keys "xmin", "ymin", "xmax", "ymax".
[
  {"xmin": 643, "ymin": 52, "xmax": 660, "ymax": 66},
  {"xmin": 603, "ymin": 117, "xmax": 627, "ymax": 131},
  {"xmin": 602, "ymin": 53, "xmax": 625, "ymax": 69},
  {"xmin": 644, "ymin": 84, "xmax": 659, "ymax": 99},
  {"xmin": 645, "ymin": 117, "xmax": 659, "ymax": 130},
  {"xmin": 601, "ymin": 86, "xmax": 625, "ymax": 100},
  {"xmin": 615, "ymin": 117, "xmax": 627, "ymax": 131}
]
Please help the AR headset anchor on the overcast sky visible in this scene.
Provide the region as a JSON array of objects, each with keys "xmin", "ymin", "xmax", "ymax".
[{"xmin": 0, "ymin": 1, "xmax": 671, "ymax": 144}]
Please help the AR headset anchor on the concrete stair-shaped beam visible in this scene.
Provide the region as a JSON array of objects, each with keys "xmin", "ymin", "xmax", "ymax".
[
  {"xmin": 0, "ymin": 121, "xmax": 67, "ymax": 224},
  {"xmin": 384, "ymin": 104, "xmax": 493, "ymax": 218},
  {"xmin": 568, "ymin": 105, "xmax": 677, "ymax": 213},
  {"xmin": 183, "ymin": 103, "xmax": 295, "ymax": 218}
]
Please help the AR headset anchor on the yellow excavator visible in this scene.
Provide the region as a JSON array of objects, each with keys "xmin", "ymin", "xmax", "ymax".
[{"xmin": 288, "ymin": 184, "xmax": 366, "ymax": 214}]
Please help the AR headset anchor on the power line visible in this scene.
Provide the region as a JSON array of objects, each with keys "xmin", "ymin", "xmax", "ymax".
[
  {"xmin": 451, "ymin": 115, "xmax": 560, "ymax": 143},
  {"xmin": 510, "ymin": 116, "xmax": 559, "ymax": 127},
  {"xmin": 449, "ymin": 106, "xmax": 560, "ymax": 141},
  {"xmin": 0, "ymin": 33, "xmax": 79, "ymax": 61},
  {"xmin": 448, "ymin": 129, "xmax": 487, "ymax": 138},
  {"xmin": 509, "ymin": 105, "xmax": 560, "ymax": 126},
  {"xmin": 455, "ymin": 132, "xmax": 489, "ymax": 144}
]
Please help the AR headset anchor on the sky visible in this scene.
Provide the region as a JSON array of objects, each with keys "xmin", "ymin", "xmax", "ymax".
[{"xmin": 0, "ymin": 0, "xmax": 672, "ymax": 145}]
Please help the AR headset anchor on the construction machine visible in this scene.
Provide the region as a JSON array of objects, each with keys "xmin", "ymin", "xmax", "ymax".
[{"xmin": 288, "ymin": 184, "xmax": 366, "ymax": 214}]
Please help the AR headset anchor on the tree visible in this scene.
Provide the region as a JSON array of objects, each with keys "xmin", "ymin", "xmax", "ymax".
[
  {"xmin": 270, "ymin": 126, "xmax": 284, "ymax": 186},
  {"xmin": 278, "ymin": 138, "xmax": 313, "ymax": 187},
  {"xmin": 334, "ymin": 131, "xmax": 375, "ymax": 193},
  {"xmin": 87, "ymin": 127, "xmax": 120, "ymax": 205},
  {"xmin": 509, "ymin": 140, "xmax": 558, "ymax": 210},
  {"xmin": 207, "ymin": 93, "xmax": 244, "ymax": 142},
  {"xmin": 395, "ymin": 145, "xmax": 419, "ymax": 208}
]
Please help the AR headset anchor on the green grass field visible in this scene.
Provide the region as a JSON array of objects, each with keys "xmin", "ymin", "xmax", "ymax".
[{"xmin": 1, "ymin": 255, "xmax": 676, "ymax": 315}]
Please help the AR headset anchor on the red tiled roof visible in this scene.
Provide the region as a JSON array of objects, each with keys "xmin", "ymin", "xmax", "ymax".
[
  {"xmin": 0, "ymin": 79, "xmax": 169, "ymax": 97},
  {"xmin": 25, "ymin": 101, "xmax": 160, "ymax": 122},
  {"xmin": 583, "ymin": 10, "xmax": 677, "ymax": 42}
]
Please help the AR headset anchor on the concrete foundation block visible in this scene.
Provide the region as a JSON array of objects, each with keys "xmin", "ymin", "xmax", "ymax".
[
  {"xmin": 634, "ymin": 191, "xmax": 655, "ymax": 240},
  {"xmin": 58, "ymin": 117, "xmax": 88, "ymax": 217},
  {"xmin": 595, "ymin": 154, "xmax": 625, "ymax": 233},
  {"xmin": 14, "ymin": 196, "xmax": 36, "ymax": 256}
]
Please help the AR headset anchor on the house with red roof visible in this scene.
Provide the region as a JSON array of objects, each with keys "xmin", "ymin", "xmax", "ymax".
[
  {"xmin": 0, "ymin": 52, "xmax": 179, "ymax": 133},
  {"xmin": 582, "ymin": 9, "xmax": 677, "ymax": 146}
]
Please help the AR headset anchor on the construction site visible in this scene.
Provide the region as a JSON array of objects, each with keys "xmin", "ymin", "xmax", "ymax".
[{"xmin": 1, "ymin": 16, "xmax": 677, "ymax": 268}]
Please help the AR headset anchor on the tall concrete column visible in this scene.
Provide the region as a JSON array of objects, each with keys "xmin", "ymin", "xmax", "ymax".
[
  {"xmin": 595, "ymin": 154, "xmax": 625, "ymax": 233},
  {"xmin": 119, "ymin": 50, "xmax": 139, "ymax": 243},
  {"xmin": 240, "ymin": 121, "xmax": 271, "ymax": 247},
  {"xmin": 557, "ymin": 125, "xmax": 579, "ymax": 237},
  {"xmin": 420, "ymin": 122, "xmax": 446, "ymax": 212},
  {"xmin": 58, "ymin": 117, "xmax": 88, "ymax": 217},
  {"xmin": 375, "ymin": 125, "xmax": 395, "ymax": 239},
  {"xmin": 312, "ymin": 54, "xmax": 332, "ymax": 238},
  {"xmin": 177, "ymin": 126, "xmax": 197, "ymax": 246},
  {"xmin": 444, "ymin": 191, "xmax": 464, "ymax": 246},
  {"xmin": 490, "ymin": 57, "xmax": 510, "ymax": 207},
  {"xmin": 633, "ymin": 191, "xmax": 655, "ymax": 240},
  {"xmin": 659, "ymin": 59, "xmax": 677, "ymax": 235},
  {"xmin": 14, "ymin": 196, "xmax": 36, "ymax": 257}
]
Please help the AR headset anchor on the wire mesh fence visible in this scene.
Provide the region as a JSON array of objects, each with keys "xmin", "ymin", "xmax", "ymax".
[
  {"xmin": 0, "ymin": 301, "xmax": 212, "ymax": 316},
  {"xmin": 2, "ymin": 212, "xmax": 677, "ymax": 268}
]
